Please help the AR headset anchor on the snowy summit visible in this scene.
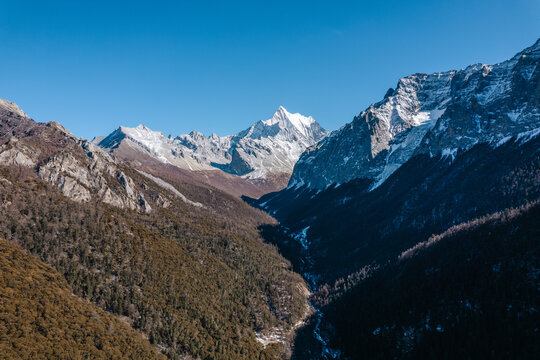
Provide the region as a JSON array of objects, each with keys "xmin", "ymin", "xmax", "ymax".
[{"xmin": 98, "ymin": 106, "xmax": 328, "ymax": 181}]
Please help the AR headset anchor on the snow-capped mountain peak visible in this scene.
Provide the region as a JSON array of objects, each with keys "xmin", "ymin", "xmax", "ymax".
[
  {"xmin": 122, "ymin": 124, "xmax": 165, "ymax": 140},
  {"xmin": 98, "ymin": 107, "xmax": 328, "ymax": 186},
  {"xmin": 220, "ymin": 106, "xmax": 328, "ymax": 178},
  {"xmin": 289, "ymin": 38, "xmax": 540, "ymax": 190},
  {"xmin": 262, "ymin": 106, "xmax": 316, "ymax": 136},
  {"xmin": 243, "ymin": 106, "xmax": 324, "ymax": 141}
]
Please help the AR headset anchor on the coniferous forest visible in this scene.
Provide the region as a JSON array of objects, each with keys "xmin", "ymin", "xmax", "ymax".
[{"xmin": 0, "ymin": 164, "xmax": 308, "ymax": 359}]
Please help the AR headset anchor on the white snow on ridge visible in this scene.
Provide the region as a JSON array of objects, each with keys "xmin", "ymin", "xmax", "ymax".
[
  {"xmin": 493, "ymin": 135, "xmax": 513, "ymax": 148},
  {"xmin": 121, "ymin": 125, "xmax": 173, "ymax": 164},
  {"xmin": 99, "ymin": 106, "xmax": 328, "ymax": 181},
  {"xmin": 516, "ymin": 127, "xmax": 540, "ymax": 144},
  {"xmin": 290, "ymin": 38, "xmax": 540, "ymax": 191},
  {"xmin": 507, "ymin": 110, "xmax": 522, "ymax": 122},
  {"xmin": 277, "ymin": 106, "xmax": 316, "ymax": 138},
  {"xmin": 262, "ymin": 106, "xmax": 315, "ymax": 134},
  {"xmin": 122, "ymin": 125, "xmax": 165, "ymax": 150},
  {"xmin": 370, "ymin": 108, "xmax": 446, "ymax": 190},
  {"xmin": 441, "ymin": 148, "xmax": 458, "ymax": 161}
]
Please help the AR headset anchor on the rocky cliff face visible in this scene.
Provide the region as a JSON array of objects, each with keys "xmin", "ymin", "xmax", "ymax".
[
  {"xmin": 290, "ymin": 39, "xmax": 540, "ymax": 189},
  {"xmin": 0, "ymin": 100, "xmax": 152, "ymax": 212},
  {"xmin": 37, "ymin": 143, "xmax": 152, "ymax": 212},
  {"xmin": 98, "ymin": 106, "xmax": 328, "ymax": 182},
  {"xmin": 222, "ymin": 106, "xmax": 328, "ymax": 178}
]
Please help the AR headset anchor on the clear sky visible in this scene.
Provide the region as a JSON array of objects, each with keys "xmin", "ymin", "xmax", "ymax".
[{"xmin": 0, "ymin": 0, "xmax": 538, "ymax": 139}]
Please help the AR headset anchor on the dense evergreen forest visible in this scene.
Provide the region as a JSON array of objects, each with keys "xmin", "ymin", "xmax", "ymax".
[
  {"xmin": 0, "ymin": 237, "xmax": 165, "ymax": 359},
  {"xmin": 317, "ymin": 202, "xmax": 540, "ymax": 359},
  {"xmin": 0, "ymin": 165, "xmax": 308, "ymax": 359}
]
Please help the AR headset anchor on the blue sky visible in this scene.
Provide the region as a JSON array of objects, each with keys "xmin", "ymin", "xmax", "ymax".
[{"xmin": 0, "ymin": 0, "xmax": 538, "ymax": 139}]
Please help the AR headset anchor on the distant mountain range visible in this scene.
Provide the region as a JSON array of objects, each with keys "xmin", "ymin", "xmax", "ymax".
[
  {"xmin": 253, "ymin": 37, "xmax": 540, "ymax": 290},
  {"xmin": 95, "ymin": 106, "xmax": 327, "ymax": 197},
  {"xmin": 255, "ymin": 38, "xmax": 539, "ymax": 265}
]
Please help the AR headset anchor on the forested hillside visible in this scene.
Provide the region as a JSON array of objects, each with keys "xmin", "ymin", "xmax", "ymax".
[
  {"xmin": 0, "ymin": 165, "xmax": 308, "ymax": 359},
  {"xmin": 0, "ymin": 102, "xmax": 309, "ymax": 360},
  {"xmin": 0, "ymin": 237, "xmax": 165, "ymax": 360},
  {"xmin": 306, "ymin": 202, "xmax": 540, "ymax": 359}
]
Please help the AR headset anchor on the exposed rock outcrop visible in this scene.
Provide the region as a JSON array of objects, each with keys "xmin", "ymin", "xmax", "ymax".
[{"xmin": 290, "ymin": 39, "xmax": 540, "ymax": 189}]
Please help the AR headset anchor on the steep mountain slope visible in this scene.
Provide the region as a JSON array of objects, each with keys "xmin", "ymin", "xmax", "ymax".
[
  {"xmin": 98, "ymin": 106, "xmax": 327, "ymax": 196},
  {"xmin": 0, "ymin": 238, "xmax": 165, "ymax": 360},
  {"xmin": 249, "ymin": 39, "xmax": 540, "ymax": 359},
  {"xmin": 215, "ymin": 106, "xmax": 327, "ymax": 179},
  {"xmin": 0, "ymin": 100, "xmax": 309, "ymax": 359},
  {"xmin": 254, "ymin": 137, "xmax": 540, "ymax": 359},
  {"xmin": 254, "ymin": 39, "xmax": 540, "ymax": 284},
  {"xmin": 308, "ymin": 202, "xmax": 540, "ymax": 359},
  {"xmin": 0, "ymin": 99, "xmax": 153, "ymax": 212},
  {"xmin": 290, "ymin": 38, "xmax": 539, "ymax": 189},
  {"xmin": 254, "ymin": 134, "xmax": 540, "ymax": 284}
]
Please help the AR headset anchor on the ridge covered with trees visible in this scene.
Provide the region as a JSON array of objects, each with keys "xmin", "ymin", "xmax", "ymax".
[
  {"xmin": 0, "ymin": 237, "xmax": 165, "ymax": 360},
  {"xmin": 0, "ymin": 165, "xmax": 308, "ymax": 359},
  {"xmin": 0, "ymin": 106, "xmax": 309, "ymax": 359},
  {"xmin": 313, "ymin": 201, "xmax": 540, "ymax": 359}
]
